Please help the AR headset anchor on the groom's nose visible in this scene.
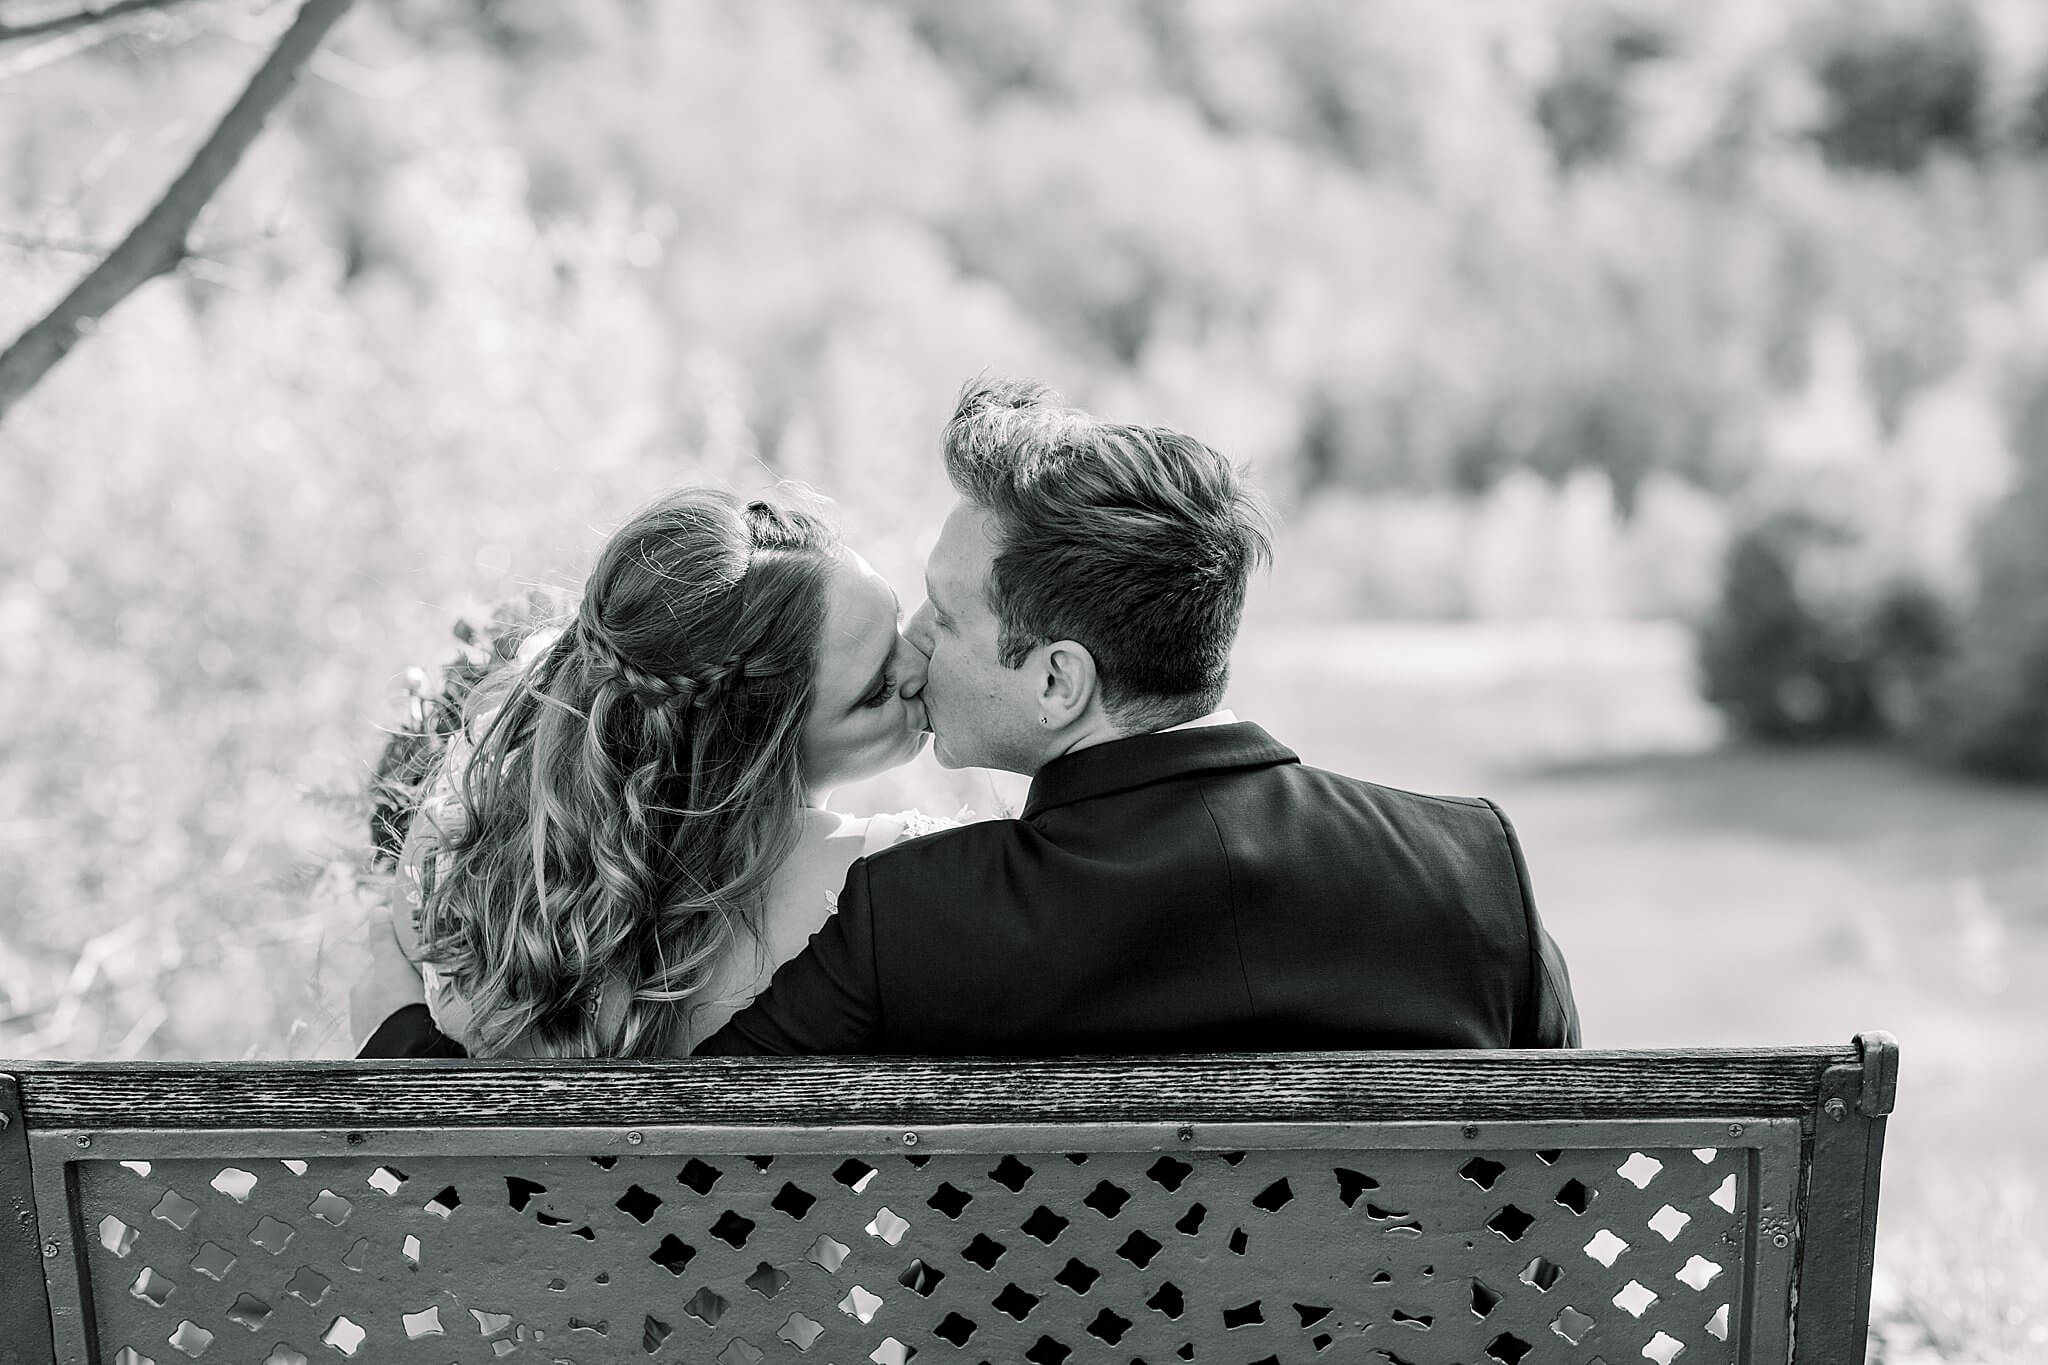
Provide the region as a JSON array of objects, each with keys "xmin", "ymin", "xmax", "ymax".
[
  {"xmin": 896, "ymin": 626, "xmax": 930, "ymax": 699},
  {"xmin": 904, "ymin": 600, "xmax": 935, "ymax": 656}
]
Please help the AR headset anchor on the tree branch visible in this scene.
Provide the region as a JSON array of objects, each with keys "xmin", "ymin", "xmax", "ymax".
[
  {"xmin": 0, "ymin": 227, "xmax": 108, "ymax": 256},
  {"xmin": 0, "ymin": 0, "xmax": 354, "ymax": 423},
  {"xmin": 1, "ymin": 226, "xmax": 251, "ymax": 269},
  {"xmin": 0, "ymin": 0, "xmax": 193, "ymax": 44}
]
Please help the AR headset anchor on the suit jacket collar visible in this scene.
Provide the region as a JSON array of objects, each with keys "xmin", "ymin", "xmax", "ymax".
[{"xmin": 1022, "ymin": 721, "xmax": 1298, "ymax": 820}]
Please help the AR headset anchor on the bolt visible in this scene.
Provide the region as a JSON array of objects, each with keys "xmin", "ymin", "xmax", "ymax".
[
  {"xmin": 626, "ymin": 1130, "xmax": 644, "ymax": 1146},
  {"xmin": 74, "ymin": 1134, "xmax": 90, "ymax": 1149},
  {"xmin": 901, "ymin": 1132, "xmax": 919, "ymax": 1147},
  {"xmin": 1772, "ymin": 1233, "xmax": 1790, "ymax": 1248},
  {"xmin": 41, "ymin": 1240, "xmax": 58, "ymax": 1259},
  {"xmin": 1461, "ymin": 1125, "xmax": 1479, "ymax": 1140},
  {"xmin": 1728, "ymin": 1123, "xmax": 1744, "ymax": 1138},
  {"xmin": 1823, "ymin": 1098, "xmax": 1847, "ymax": 1122},
  {"xmin": 1176, "ymin": 1126, "xmax": 1194, "ymax": 1144}
]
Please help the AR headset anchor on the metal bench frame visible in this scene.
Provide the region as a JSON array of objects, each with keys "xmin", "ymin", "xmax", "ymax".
[{"xmin": 0, "ymin": 1033, "xmax": 1895, "ymax": 1365}]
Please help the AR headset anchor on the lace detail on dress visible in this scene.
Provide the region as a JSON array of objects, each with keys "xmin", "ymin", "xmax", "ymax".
[
  {"xmin": 893, "ymin": 809, "xmax": 955, "ymax": 841},
  {"xmin": 859, "ymin": 808, "xmax": 960, "ymax": 856},
  {"xmin": 399, "ymin": 732, "xmax": 476, "ymax": 1042}
]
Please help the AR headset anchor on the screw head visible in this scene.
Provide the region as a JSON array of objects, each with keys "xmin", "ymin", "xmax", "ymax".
[
  {"xmin": 1728, "ymin": 1123, "xmax": 1744, "ymax": 1138},
  {"xmin": 41, "ymin": 1240, "xmax": 58, "ymax": 1259},
  {"xmin": 1461, "ymin": 1125, "xmax": 1479, "ymax": 1140},
  {"xmin": 901, "ymin": 1132, "xmax": 919, "ymax": 1147},
  {"xmin": 1823, "ymin": 1098, "xmax": 1847, "ymax": 1122},
  {"xmin": 1176, "ymin": 1126, "xmax": 1195, "ymax": 1143},
  {"xmin": 626, "ymin": 1130, "xmax": 644, "ymax": 1145},
  {"xmin": 1773, "ymin": 1233, "xmax": 1790, "ymax": 1248},
  {"xmin": 74, "ymin": 1134, "xmax": 90, "ymax": 1149}
]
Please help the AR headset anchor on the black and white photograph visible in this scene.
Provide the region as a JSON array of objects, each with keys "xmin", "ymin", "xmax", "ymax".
[{"xmin": 2, "ymin": 2, "xmax": 2042, "ymax": 1361}]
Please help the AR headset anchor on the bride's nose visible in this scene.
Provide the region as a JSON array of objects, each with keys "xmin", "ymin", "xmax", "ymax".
[{"xmin": 895, "ymin": 630, "xmax": 929, "ymax": 699}]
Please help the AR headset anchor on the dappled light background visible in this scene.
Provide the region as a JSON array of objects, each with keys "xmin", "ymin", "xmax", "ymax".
[{"xmin": 4, "ymin": 2, "xmax": 2047, "ymax": 1356}]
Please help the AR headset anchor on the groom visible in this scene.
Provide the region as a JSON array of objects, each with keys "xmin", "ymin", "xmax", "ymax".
[
  {"xmin": 361, "ymin": 377, "xmax": 1578, "ymax": 1057},
  {"xmin": 699, "ymin": 378, "xmax": 1576, "ymax": 1054}
]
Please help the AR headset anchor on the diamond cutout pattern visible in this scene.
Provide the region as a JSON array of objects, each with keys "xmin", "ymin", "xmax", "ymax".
[{"xmin": 68, "ymin": 1139, "xmax": 1757, "ymax": 1364}]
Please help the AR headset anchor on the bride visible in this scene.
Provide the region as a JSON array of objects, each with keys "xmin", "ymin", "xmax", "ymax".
[{"xmin": 365, "ymin": 487, "xmax": 948, "ymax": 1057}]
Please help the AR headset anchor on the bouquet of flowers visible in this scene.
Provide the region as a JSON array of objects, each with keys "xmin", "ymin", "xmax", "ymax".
[{"xmin": 365, "ymin": 588, "xmax": 571, "ymax": 870}]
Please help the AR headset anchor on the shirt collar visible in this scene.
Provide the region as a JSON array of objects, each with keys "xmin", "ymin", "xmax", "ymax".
[
  {"xmin": 1022, "ymin": 721, "xmax": 1296, "ymax": 821},
  {"xmin": 1160, "ymin": 708, "xmax": 1238, "ymax": 733}
]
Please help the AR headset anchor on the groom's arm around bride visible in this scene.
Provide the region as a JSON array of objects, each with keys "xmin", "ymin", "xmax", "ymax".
[{"xmin": 697, "ymin": 718, "xmax": 1579, "ymax": 1057}]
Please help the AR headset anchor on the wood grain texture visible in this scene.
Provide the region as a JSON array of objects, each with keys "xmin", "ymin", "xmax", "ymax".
[{"xmin": 6, "ymin": 1045, "xmax": 1859, "ymax": 1130}]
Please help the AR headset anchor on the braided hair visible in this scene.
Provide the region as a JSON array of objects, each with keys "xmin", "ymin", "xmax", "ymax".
[{"xmin": 415, "ymin": 489, "xmax": 838, "ymax": 1056}]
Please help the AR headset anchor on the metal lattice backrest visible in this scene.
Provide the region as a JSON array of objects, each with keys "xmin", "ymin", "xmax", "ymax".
[
  {"xmin": 74, "ymin": 1137, "xmax": 1767, "ymax": 1365},
  {"xmin": 0, "ymin": 1041, "xmax": 1896, "ymax": 1365}
]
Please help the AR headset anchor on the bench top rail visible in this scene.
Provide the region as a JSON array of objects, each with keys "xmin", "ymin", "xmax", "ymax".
[{"xmin": 9, "ymin": 1042, "xmax": 1878, "ymax": 1131}]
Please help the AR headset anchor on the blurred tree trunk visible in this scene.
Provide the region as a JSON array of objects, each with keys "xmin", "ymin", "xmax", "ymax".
[{"xmin": 0, "ymin": 0, "xmax": 354, "ymax": 425}]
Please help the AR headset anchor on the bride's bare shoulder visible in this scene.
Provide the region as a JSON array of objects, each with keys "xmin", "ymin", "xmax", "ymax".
[
  {"xmin": 766, "ymin": 809, "xmax": 963, "ymax": 920},
  {"xmin": 759, "ymin": 811, "xmax": 867, "ymax": 919}
]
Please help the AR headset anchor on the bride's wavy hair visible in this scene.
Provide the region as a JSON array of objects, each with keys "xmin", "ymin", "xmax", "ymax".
[{"xmin": 417, "ymin": 489, "xmax": 838, "ymax": 1057}]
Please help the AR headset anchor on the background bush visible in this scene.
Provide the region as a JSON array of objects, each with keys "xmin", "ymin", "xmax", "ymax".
[
  {"xmin": 1918, "ymin": 373, "xmax": 2048, "ymax": 777},
  {"xmin": 1696, "ymin": 507, "xmax": 1955, "ymax": 743},
  {"xmin": 1696, "ymin": 332, "xmax": 2047, "ymax": 770},
  {"xmin": 1925, "ymin": 497, "xmax": 2048, "ymax": 778}
]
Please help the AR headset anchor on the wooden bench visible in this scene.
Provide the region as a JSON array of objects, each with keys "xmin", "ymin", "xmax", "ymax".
[{"xmin": 0, "ymin": 1034, "xmax": 1897, "ymax": 1365}]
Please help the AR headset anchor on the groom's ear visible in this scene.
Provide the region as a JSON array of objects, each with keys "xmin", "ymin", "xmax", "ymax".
[{"xmin": 1037, "ymin": 639, "xmax": 1099, "ymax": 727}]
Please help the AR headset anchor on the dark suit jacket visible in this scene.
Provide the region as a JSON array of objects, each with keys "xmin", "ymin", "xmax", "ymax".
[{"xmin": 694, "ymin": 722, "xmax": 1578, "ymax": 1056}]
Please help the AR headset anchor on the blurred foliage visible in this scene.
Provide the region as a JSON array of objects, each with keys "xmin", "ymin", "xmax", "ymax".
[
  {"xmin": 1699, "ymin": 344, "xmax": 2048, "ymax": 773},
  {"xmin": 1919, "ymin": 373, "xmax": 2048, "ymax": 779},
  {"xmin": 1696, "ymin": 507, "xmax": 1950, "ymax": 742},
  {"xmin": 1533, "ymin": 6, "xmax": 1672, "ymax": 172},
  {"xmin": 5, "ymin": 0, "xmax": 2048, "ymax": 1074},
  {"xmin": 1807, "ymin": 0, "xmax": 1991, "ymax": 173}
]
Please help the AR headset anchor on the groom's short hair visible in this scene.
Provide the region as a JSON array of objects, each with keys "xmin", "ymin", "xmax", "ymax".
[{"xmin": 942, "ymin": 376, "xmax": 1272, "ymax": 729}]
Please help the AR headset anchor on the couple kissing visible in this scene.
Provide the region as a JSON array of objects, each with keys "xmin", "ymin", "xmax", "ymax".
[{"xmin": 355, "ymin": 376, "xmax": 1580, "ymax": 1060}]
